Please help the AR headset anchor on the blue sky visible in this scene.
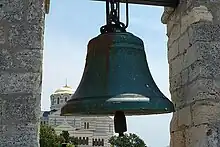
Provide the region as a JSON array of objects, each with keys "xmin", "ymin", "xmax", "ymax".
[{"xmin": 41, "ymin": 1, "xmax": 172, "ymax": 147}]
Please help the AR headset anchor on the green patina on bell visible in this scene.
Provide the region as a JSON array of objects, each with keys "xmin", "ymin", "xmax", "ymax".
[
  {"xmin": 61, "ymin": 0, "xmax": 174, "ymax": 135},
  {"xmin": 61, "ymin": 31, "xmax": 174, "ymax": 116}
]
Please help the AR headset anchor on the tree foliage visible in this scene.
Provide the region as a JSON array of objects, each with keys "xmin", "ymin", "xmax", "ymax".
[
  {"xmin": 40, "ymin": 125, "xmax": 79, "ymax": 147},
  {"xmin": 57, "ymin": 135, "xmax": 65, "ymax": 144},
  {"xmin": 109, "ymin": 133, "xmax": 147, "ymax": 147},
  {"xmin": 40, "ymin": 125, "xmax": 62, "ymax": 147},
  {"xmin": 66, "ymin": 144, "xmax": 75, "ymax": 147},
  {"xmin": 60, "ymin": 131, "xmax": 70, "ymax": 143},
  {"xmin": 69, "ymin": 136, "xmax": 79, "ymax": 146}
]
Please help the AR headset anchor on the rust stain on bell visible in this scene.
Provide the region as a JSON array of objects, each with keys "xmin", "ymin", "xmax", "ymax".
[
  {"xmin": 61, "ymin": 0, "xmax": 174, "ymax": 117},
  {"xmin": 61, "ymin": 31, "xmax": 174, "ymax": 116}
]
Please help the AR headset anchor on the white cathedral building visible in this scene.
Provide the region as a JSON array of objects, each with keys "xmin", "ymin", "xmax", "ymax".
[{"xmin": 41, "ymin": 84, "xmax": 114, "ymax": 147}]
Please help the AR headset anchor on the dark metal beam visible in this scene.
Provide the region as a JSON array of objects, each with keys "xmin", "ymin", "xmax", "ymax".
[{"xmin": 92, "ymin": 0, "xmax": 179, "ymax": 8}]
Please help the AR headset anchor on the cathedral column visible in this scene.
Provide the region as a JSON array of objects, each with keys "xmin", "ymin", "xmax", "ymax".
[
  {"xmin": 162, "ymin": 0, "xmax": 220, "ymax": 147},
  {"xmin": 0, "ymin": 0, "xmax": 46, "ymax": 146}
]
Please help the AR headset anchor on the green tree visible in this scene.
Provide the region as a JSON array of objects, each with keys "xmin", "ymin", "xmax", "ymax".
[
  {"xmin": 69, "ymin": 136, "xmax": 78, "ymax": 146},
  {"xmin": 66, "ymin": 143, "xmax": 75, "ymax": 147},
  {"xmin": 58, "ymin": 135, "xmax": 65, "ymax": 144},
  {"xmin": 40, "ymin": 125, "xmax": 60, "ymax": 147},
  {"xmin": 60, "ymin": 131, "xmax": 70, "ymax": 143},
  {"xmin": 109, "ymin": 133, "xmax": 147, "ymax": 147}
]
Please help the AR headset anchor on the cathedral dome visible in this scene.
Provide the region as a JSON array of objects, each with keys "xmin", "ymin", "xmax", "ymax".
[{"xmin": 54, "ymin": 85, "xmax": 74, "ymax": 94}]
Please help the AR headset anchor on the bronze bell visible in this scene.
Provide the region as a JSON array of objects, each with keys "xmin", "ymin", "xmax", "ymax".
[
  {"xmin": 61, "ymin": 0, "xmax": 174, "ymax": 135},
  {"xmin": 61, "ymin": 31, "xmax": 174, "ymax": 116}
]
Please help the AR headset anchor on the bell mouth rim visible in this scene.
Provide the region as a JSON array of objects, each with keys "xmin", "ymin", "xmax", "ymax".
[
  {"xmin": 60, "ymin": 95, "xmax": 175, "ymax": 116},
  {"xmin": 60, "ymin": 109, "xmax": 175, "ymax": 117}
]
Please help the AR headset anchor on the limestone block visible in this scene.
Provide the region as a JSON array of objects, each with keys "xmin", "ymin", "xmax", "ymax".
[
  {"xmin": 168, "ymin": 23, "xmax": 181, "ymax": 47},
  {"xmin": 0, "ymin": 93, "xmax": 41, "ymax": 124},
  {"xmin": 0, "ymin": 48, "xmax": 43, "ymax": 72},
  {"xmin": 185, "ymin": 124, "xmax": 219, "ymax": 147},
  {"xmin": 27, "ymin": 0, "xmax": 45, "ymax": 23},
  {"xmin": 0, "ymin": 48, "xmax": 12, "ymax": 70},
  {"xmin": 170, "ymin": 132, "xmax": 174, "ymax": 147},
  {"xmin": 0, "ymin": 123, "xmax": 39, "ymax": 147},
  {"xmin": 188, "ymin": 60, "xmax": 220, "ymax": 82},
  {"xmin": 192, "ymin": 100, "xmax": 220, "ymax": 126},
  {"xmin": 181, "ymin": 68, "xmax": 189, "ymax": 86},
  {"xmin": 185, "ymin": 78, "xmax": 218, "ymax": 102},
  {"xmin": 168, "ymin": 40, "xmax": 179, "ymax": 63},
  {"xmin": 169, "ymin": 73, "xmax": 182, "ymax": 91},
  {"xmin": 188, "ymin": 23, "xmax": 220, "ymax": 43},
  {"xmin": 0, "ymin": 0, "xmax": 25, "ymax": 22},
  {"xmin": 187, "ymin": 61, "xmax": 201, "ymax": 82},
  {"xmin": 178, "ymin": 31, "xmax": 190, "ymax": 55},
  {"xmin": 170, "ymin": 77, "xmax": 220, "ymax": 108},
  {"xmin": 14, "ymin": 49, "xmax": 43, "ymax": 72},
  {"xmin": 178, "ymin": 106, "xmax": 192, "ymax": 128},
  {"xmin": 181, "ymin": 5, "xmax": 213, "ymax": 34},
  {"xmin": 170, "ymin": 68, "xmax": 188, "ymax": 88},
  {"xmin": 194, "ymin": 92, "xmax": 220, "ymax": 101},
  {"xmin": 169, "ymin": 54, "xmax": 183, "ymax": 76},
  {"xmin": 209, "ymin": 4, "xmax": 220, "ymax": 23},
  {"xmin": 0, "ymin": 72, "xmax": 42, "ymax": 94},
  {"xmin": 0, "ymin": 0, "xmax": 45, "ymax": 23},
  {"xmin": 166, "ymin": 19, "xmax": 175, "ymax": 37},
  {"xmin": 184, "ymin": 42, "xmax": 220, "ymax": 78},
  {"xmin": 170, "ymin": 130, "xmax": 185, "ymax": 147},
  {"xmin": 161, "ymin": 7, "xmax": 175, "ymax": 24},
  {"xmin": 170, "ymin": 112, "xmax": 178, "ymax": 132},
  {"xmin": 183, "ymin": 45, "xmax": 197, "ymax": 70},
  {"xmin": 8, "ymin": 24, "xmax": 43, "ymax": 49},
  {"xmin": 166, "ymin": 12, "xmax": 180, "ymax": 37},
  {"xmin": 170, "ymin": 87, "xmax": 185, "ymax": 108},
  {"xmin": 0, "ymin": 26, "xmax": 5, "ymax": 44}
]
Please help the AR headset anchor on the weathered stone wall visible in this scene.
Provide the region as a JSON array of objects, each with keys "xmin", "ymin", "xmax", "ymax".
[
  {"xmin": 162, "ymin": 0, "xmax": 220, "ymax": 147},
  {"xmin": 0, "ymin": 0, "xmax": 45, "ymax": 146}
]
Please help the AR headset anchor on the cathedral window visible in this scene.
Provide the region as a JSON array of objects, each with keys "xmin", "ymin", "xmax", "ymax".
[
  {"xmin": 87, "ymin": 122, "xmax": 89, "ymax": 129},
  {"xmin": 86, "ymin": 137, "xmax": 89, "ymax": 145},
  {"xmin": 101, "ymin": 139, "xmax": 104, "ymax": 146},
  {"xmin": 84, "ymin": 122, "xmax": 86, "ymax": 129},
  {"xmin": 94, "ymin": 139, "xmax": 97, "ymax": 146},
  {"xmin": 77, "ymin": 137, "xmax": 89, "ymax": 145},
  {"xmin": 79, "ymin": 137, "xmax": 82, "ymax": 144},
  {"xmin": 82, "ymin": 137, "xmax": 85, "ymax": 145},
  {"xmin": 92, "ymin": 138, "xmax": 104, "ymax": 146},
  {"xmin": 65, "ymin": 97, "xmax": 67, "ymax": 102},
  {"xmin": 57, "ymin": 98, "xmax": 60, "ymax": 104},
  {"xmin": 98, "ymin": 139, "xmax": 101, "ymax": 145},
  {"xmin": 84, "ymin": 122, "xmax": 89, "ymax": 129}
]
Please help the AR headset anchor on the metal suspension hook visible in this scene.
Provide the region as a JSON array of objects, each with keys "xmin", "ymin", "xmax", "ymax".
[
  {"xmin": 100, "ymin": 0, "xmax": 129, "ymax": 33},
  {"xmin": 124, "ymin": 0, "xmax": 129, "ymax": 29}
]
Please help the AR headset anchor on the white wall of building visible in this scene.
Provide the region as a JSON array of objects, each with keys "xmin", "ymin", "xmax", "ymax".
[{"xmin": 41, "ymin": 85, "xmax": 114, "ymax": 147}]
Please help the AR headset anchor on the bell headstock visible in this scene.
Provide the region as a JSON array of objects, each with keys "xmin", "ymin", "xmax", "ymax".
[{"xmin": 91, "ymin": 0, "xmax": 179, "ymax": 8}]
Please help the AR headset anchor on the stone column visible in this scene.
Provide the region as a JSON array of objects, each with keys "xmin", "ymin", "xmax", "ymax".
[
  {"xmin": 0, "ymin": 0, "xmax": 45, "ymax": 146},
  {"xmin": 162, "ymin": 1, "xmax": 220, "ymax": 147}
]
